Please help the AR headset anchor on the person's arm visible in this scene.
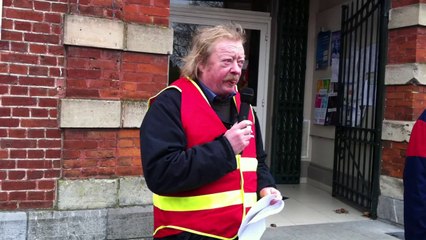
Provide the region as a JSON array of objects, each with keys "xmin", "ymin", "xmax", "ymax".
[{"xmin": 140, "ymin": 89, "xmax": 237, "ymax": 195}]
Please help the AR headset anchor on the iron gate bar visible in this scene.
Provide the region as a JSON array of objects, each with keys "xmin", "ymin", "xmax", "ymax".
[
  {"xmin": 333, "ymin": 0, "xmax": 388, "ymax": 217},
  {"xmin": 271, "ymin": 0, "xmax": 309, "ymax": 184}
]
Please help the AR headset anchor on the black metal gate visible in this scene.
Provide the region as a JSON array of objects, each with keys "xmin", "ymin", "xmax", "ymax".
[
  {"xmin": 332, "ymin": 0, "xmax": 389, "ymax": 217},
  {"xmin": 271, "ymin": 0, "xmax": 309, "ymax": 184}
]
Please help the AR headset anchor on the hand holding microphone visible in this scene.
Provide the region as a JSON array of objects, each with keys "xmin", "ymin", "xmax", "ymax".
[
  {"xmin": 224, "ymin": 120, "xmax": 253, "ymax": 154},
  {"xmin": 224, "ymin": 88, "xmax": 255, "ymax": 154}
]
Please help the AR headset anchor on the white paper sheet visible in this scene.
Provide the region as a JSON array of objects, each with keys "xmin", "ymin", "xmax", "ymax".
[{"xmin": 238, "ymin": 195, "xmax": 285, "ymax": 240}]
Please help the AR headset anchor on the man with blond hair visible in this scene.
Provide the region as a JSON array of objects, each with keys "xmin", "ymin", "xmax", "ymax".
[{"xmin": 140, "ymin": 24, "xmax": 281, "ymax": 240}]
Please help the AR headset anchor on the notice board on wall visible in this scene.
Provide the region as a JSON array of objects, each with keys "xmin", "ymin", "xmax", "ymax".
[{"xmin": 314, "ymin": 79, "xmax": 338, "ymax": 126}]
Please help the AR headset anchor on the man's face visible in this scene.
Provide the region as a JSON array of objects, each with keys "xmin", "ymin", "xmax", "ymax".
[{"xmin": 198, "ymin": 39, "xmax": 245, "ymax": 97}]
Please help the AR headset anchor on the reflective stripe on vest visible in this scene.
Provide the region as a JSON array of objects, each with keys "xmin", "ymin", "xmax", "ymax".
[
  {"xmin": 154, "ymin": 191, "xmax": 257, "ymax": 212},
  {"xmin": 153, "ymin": 156, "xmax": 258, "ymax": 212}
]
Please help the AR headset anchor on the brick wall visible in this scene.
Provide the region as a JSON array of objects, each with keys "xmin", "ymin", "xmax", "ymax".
[
  {"xmin": 382, "ymin": 0, "xmax": 426, "ymax": 178},
  {"xmin": 0, "ymin": 0, "xmax": 66, "ymax": 210},
  {"xmin": 0, "ymin": 0, "xmax": 170, "ymax": 210}
]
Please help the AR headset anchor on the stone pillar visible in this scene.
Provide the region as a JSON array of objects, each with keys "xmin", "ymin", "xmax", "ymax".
[{"xmin": 378, "ymin": 0, "xmax": 426, "ymax": 225}]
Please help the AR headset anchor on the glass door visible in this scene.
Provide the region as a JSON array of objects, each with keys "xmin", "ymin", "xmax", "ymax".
[{"xmin": 169, "ymin": 4, "xmax": 271, "ymax": 141}]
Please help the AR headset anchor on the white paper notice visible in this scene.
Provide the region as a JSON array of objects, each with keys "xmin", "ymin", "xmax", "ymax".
[{"xmin": 238, "ymin": 195, "xmax": 285, "ymax": 240}]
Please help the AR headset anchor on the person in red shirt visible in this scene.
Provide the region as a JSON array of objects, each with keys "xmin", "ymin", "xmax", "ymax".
[{"xmin": 404, "ymin": 110, "xmax": 426, "ymax": 240}]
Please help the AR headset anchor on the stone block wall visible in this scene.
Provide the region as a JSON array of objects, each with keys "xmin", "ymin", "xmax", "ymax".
[
  {"xmin": 0, "ymin": 0, "xmax": 172, "ymax": 238},
  {"xmin": 378, "ymin": 0, "xmax": 426, "ymax": 224}
]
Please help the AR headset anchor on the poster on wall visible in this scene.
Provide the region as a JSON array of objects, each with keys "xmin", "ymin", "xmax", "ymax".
[
  {"xmin": 330, "ymin": 31, "xmax": 341, "ymax": 63},
  {"xmin": 330, "ymin": 31, "xmax": 341, "ymax": 82},
  {"xmin": 314, "ymin": 79, "xmax": 338, "ymax": 125},
  {"xmin": 315, "ymin": 31, "xmax": 331, "ymax": 70}
]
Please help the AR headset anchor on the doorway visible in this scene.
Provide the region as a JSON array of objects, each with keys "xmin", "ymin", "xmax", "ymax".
[{"xmin": 169, "ymin": 4, "xmax": 272, "ymax": 139}]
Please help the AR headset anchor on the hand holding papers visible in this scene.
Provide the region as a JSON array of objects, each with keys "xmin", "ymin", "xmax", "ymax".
[{"xmin": 238, "ymin": 195, "xmax": 285, "ymax": 240}]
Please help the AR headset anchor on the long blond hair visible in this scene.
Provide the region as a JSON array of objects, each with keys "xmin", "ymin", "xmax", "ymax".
[{"xmin": 180, "ymin": 23, "xmax": 246, "ymax": 80}]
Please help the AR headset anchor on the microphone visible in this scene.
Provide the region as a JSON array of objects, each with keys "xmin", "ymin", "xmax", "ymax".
[{"xmin": 238, "ymin": 88, "xmax": 254, "ymax": 122}]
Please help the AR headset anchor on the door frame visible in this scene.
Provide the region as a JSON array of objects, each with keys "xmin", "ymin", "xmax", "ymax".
[{"xmin": 170, "ymin": 4, "xmax": 272, "ymax": 142}]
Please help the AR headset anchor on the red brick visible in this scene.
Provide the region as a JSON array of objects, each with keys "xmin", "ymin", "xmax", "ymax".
[
  {"xmin": 52, "ymin": 160, "xmax": 61, "ymax": 168},
  {"xmin": 1, "ymin": 139, "xmax": 36, "ymax": 148},
  {"xmin": 0, "ymin": 107, "xmax": 11, "ymax": 117},
  {"xmin": 67, "ymin": 46, "xmax": 102, "ymax": 58},
  {"xmin": 10, "ymin": 86, "xmax": 28, "ymax": 95},
  {"xmin": 154, "ymin": 0, "xmax": 170, "ymax": 8},
  {"xmin": 45, "ymin": 190, "xmax": 55, "ymax": 201},
  {"xmin": 29, "ymin": 88, "xmax": 48, "ymax": 96},
  {"xmin": 38, "ymin": 140, "xmax": 61, "ymax": 148},
  {"xmin": 21, "ymin": 119, "xmax": 58, "ymax": 128},
  {"xmin": 10, "ymin": 42, "xmax": 28, "ymax": 52},
  {"xmin": 392, "ymin": 0, "xmax": 426, "ymax": 8},
  {"xmin": 46, "ymin": 150, "xmax": 61, "ymax": 158},
  {"xmin": 0, "ymin": 192, "xmax": 7, "ymax": 201},
  {"xmin": 48, "ymin": 45, "xmax": 64, "ymax": 55},
  {"xmin": 63, "ymin": 139, "xmax": 99, "ymax": 149},
  {"xmin": 0, "ymin": 202, "xmax": 18, "ymax": 210},
  {"xmin": 9, "ymin": 64, "xmax": 28, "ymax": 75},
  {"xmin": 8, "ymin": 170, "xmax": 26, "ymax": 180},
  {"xmin": 44, "ymin": 170, "xmax": 60, "ymax": 178},
  {"xmin": 10, "ymin": 150, "xmax": 27, "ymax": 158},
  {"xmin": 28, "ymin": 129, "xmax": 45, "ymax": 138},
  {"xmin": 37, "ymin": 180, "xmax": 56, "ymax": 190},
  {"xmin": 40, "ymin": 56, "xmax": 59, "ymax": 66},
  {"xmin": 18, "ymin": 201, "xmax": 53, "ymax": 209},
  {"xmin": 13, "ymin": 21, "xmax": 31, "ymax": 31},
  {"xmin": 29, "ymin": 66, "xmax": 49, "ymax": 76},
  {"xmin": 0, "ymin": 160, "xmax": 15, "ymax": 169},
  {"xmin": 0, "ymin": 118, "xmax": 20, "ymax": 127},
  {"xmin": 24, "ymin": 33, "xmax": 60, "ymax": 44},
  {"xmin": 0, "ymin": 171, "xmax": 7, "ymax": 180},
  {"xmin": 27, "ymin": 170, "xmax": 44, "ymax": 180},
  {"xmin": 45, "ymin": 129, "xmax": 61, "ymax": 138},
  {"xmin": 33, "ymin": 1, "xmax": 51, "ymax": 11},
  {"xmin": 1, "ymin": 30, "xmax": 23, "ymax": 41},
  {"xmin": 63, "ymin": 159, "xmax": 82, "ymax": 169},
  {"xmin": 0, "ymin": 85, "xmax": 9, "ymax": 95},
  {"xmin": 52, "ymin": 3, "xmax": 68, "ymax": 13},
  {"xmin": 12, "ymin": 108, "xmax": 30, "ymax": 117},
  {"xmin": 31, "ymin": 108, "xmax": 49, "ymax": 118},
  {"xmin": 98, "ymin": 168, "xmax": 115, "ymax": 176},
  {"xmin": 2, "ymin": 181, "xmax": 37, "ymax": 190},
  {"xmin": 118, "ymin": 129, "xmax": 139, "ymax": 138},
  {"xmin": 81, "ymin": 167, "xmax": 99, "ymax": 177},
  {"xmin": 9, "ymin": 192, "xmax": 27, "ymax": 200},
  {"xmin": 28, "ymin": 191, "xmax": 45, "ymax": 200},
  {"xmin": 38, "ymin": 98, "xmax": 58, "ymax": 107},
  {"xmin": 0, "ymin": 41, "xmax": 10, "ymax": 50},
  {"xmin": 0, "ymin": 75, "xmax": 18, "ymax": 84},
  {"xmin": 19, "ymin": 77, "xmax": 55, "ymax": 87},
  {"xmin": 8, "ymin": 129, "xmax": 26, "ymax": 139},
  {"xmin": 28, "ymin": 150, "xmax": 45, "ymax": 158},
  {"xmin": 0, "ymin": 63, "xmax": 9, "ymax": 73},
  {"xmin": 17, "ymin": 160, "xmax": 51, "ymax": 169},
  {"xmin": 67, "ymin": 69, "xmax": 101, "ymax": 79},
  {"xmin": 2, "ymin": 52, "xmax": 38, "ymax": 64},
  {"xmin": 44, "ymin": 13, "xmax": 62, "ymax": 24},
  {"xmin": 4, "ymin": 8, "xmax": 44, "ymax": 21},
  {"xmin": 14, "ymin": 0, "xmax": 33, "ymax": 9}
]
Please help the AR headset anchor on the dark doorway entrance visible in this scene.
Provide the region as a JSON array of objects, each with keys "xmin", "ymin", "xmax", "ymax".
[{"xmin": 270, "ymin": 0, "xmax": 310, "ymax": 184}]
